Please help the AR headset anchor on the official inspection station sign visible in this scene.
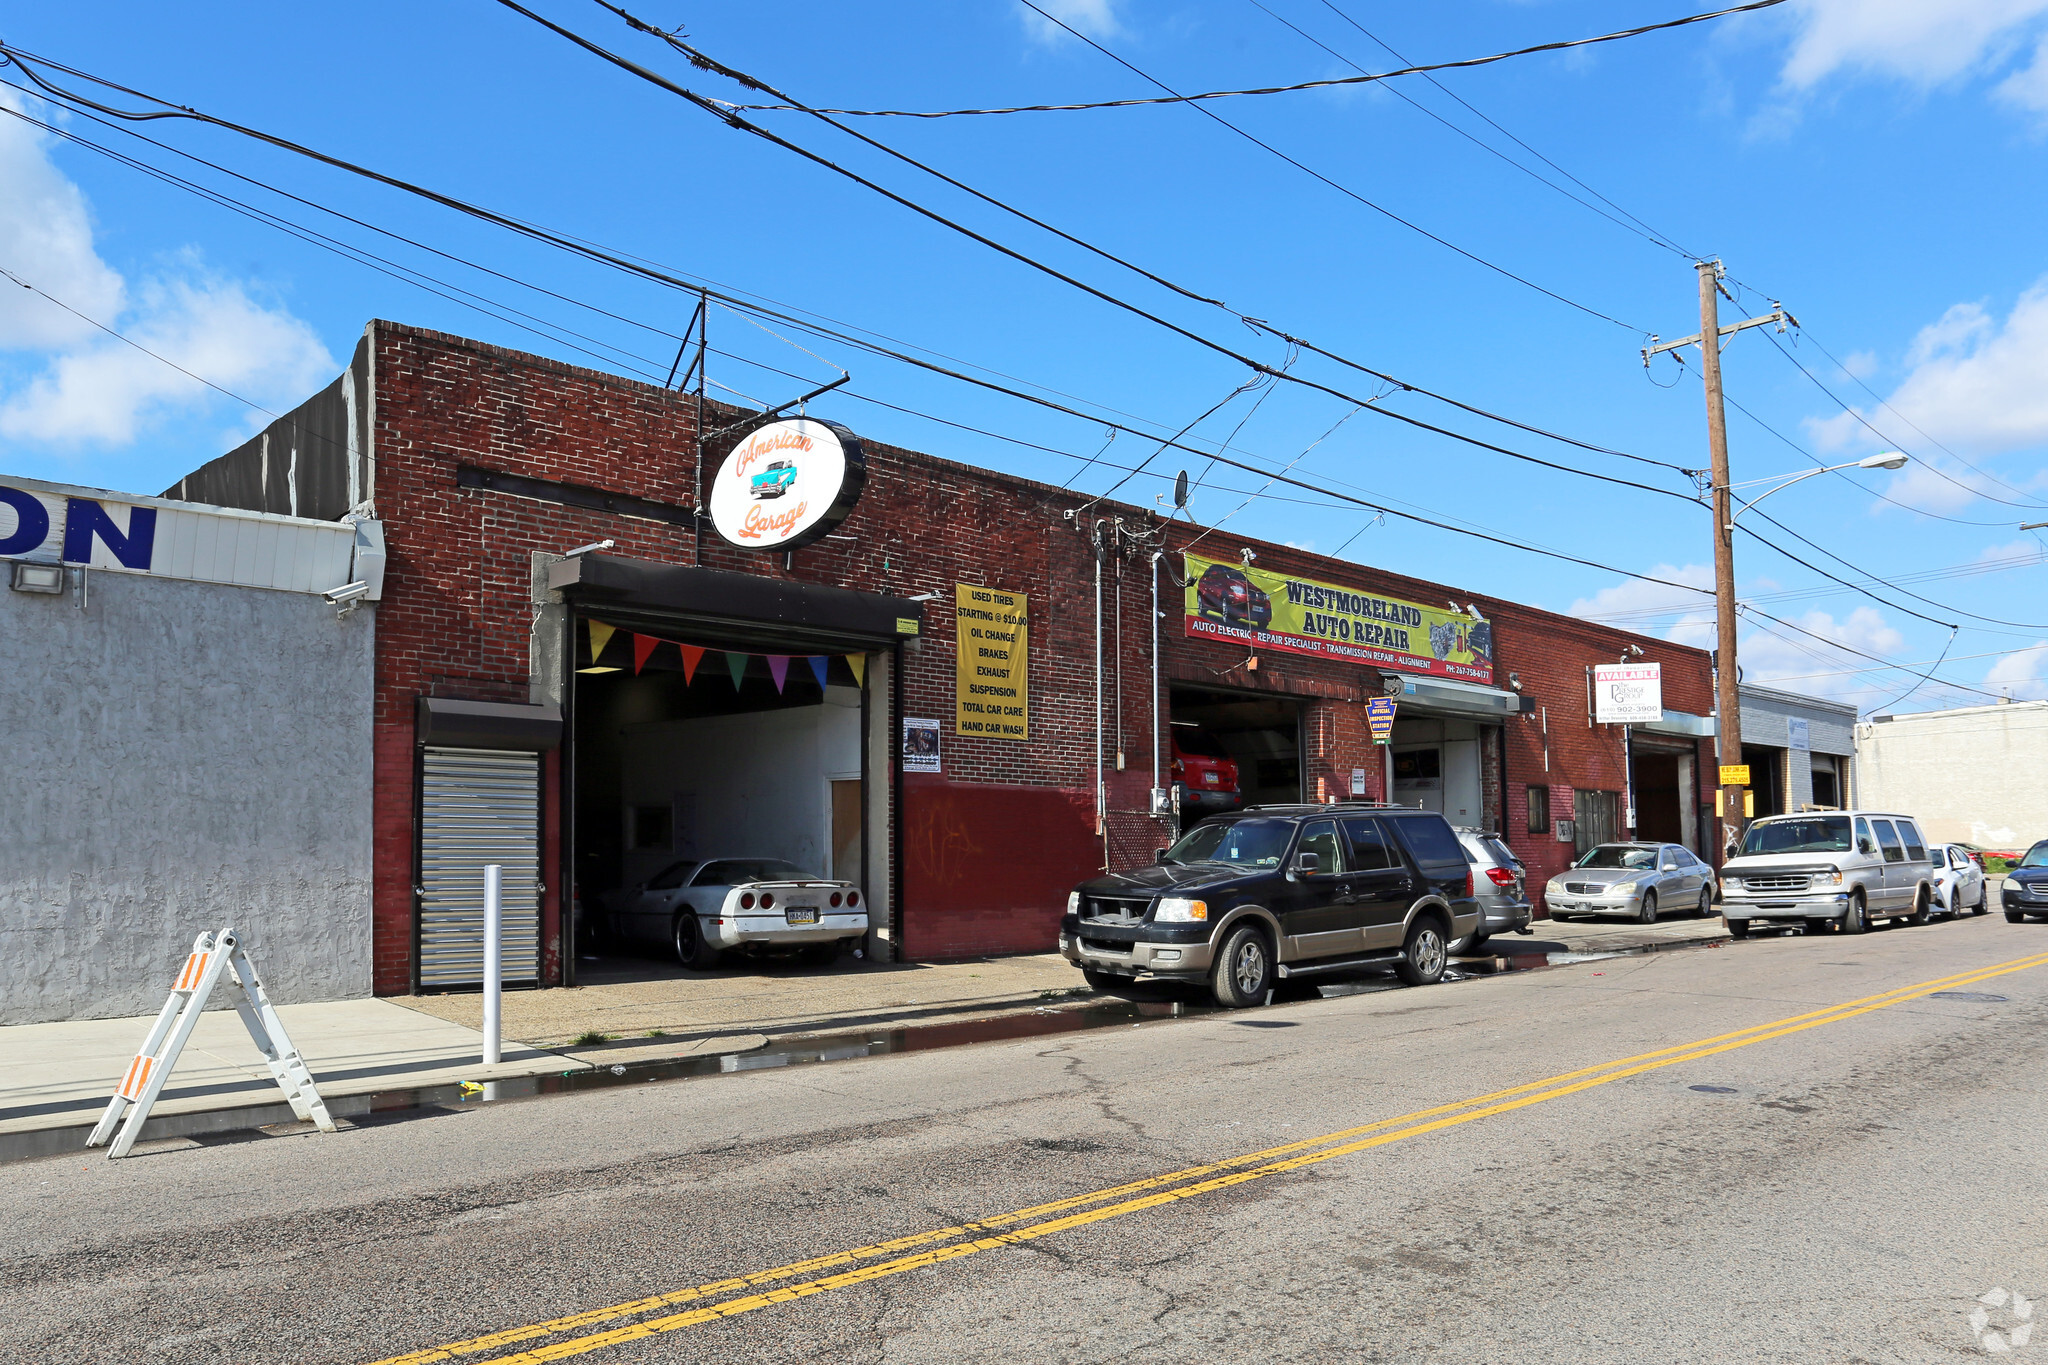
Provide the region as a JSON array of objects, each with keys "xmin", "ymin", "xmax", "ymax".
[
  {"xmin": 1181, "ymin": 552, "xmax": 1493, "ymax": 683},
  {"xmin": 955, "ymin": 584, "xmax": 1028, "ymax": 740}
]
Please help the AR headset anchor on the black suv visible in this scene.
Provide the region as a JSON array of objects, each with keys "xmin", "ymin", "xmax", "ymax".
[{"xmin": 1061, "ymin": 804, "xmax": 1481, "ymax": 1008}]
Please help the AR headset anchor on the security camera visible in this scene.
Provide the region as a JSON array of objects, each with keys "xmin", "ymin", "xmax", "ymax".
[
  {"xmin": 1240, "ymin": 548, "xmax": 1257, "ymax": 564},
  {"xmin": 1508, "ymin": 672, "xmax": 1523, "ymax": 692},
  {"xmin": 324, "ymin": 581, "xmax": 371, "ymax": 604}
]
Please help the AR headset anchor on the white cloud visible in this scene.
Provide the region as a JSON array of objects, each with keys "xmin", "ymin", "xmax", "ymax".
[
  {"xmin": 1019, "ymin": 0, "xmax": 1122, "ymax": 45},
  {"xmin": 1984, "ymin": 640, "xmax": 2048, "ymax": 699},
  {"xmin": 0, "ymin": 90, "xmax": 125, "ymax": 350},
  {"xmin": 0, "ymin": 92, "xmax": 333, "ymax": 449},
  {"xmin": 1739, "ymin": 605, "xmax": 1907, "ymax": 704},
  {"xmin": 1801, "ymin": 280, "xmax": 2048, "ymax": 511},
  {"xmin": 1780, "ymin": 0, "xmax": 2048, "ymax": 90},
  {"xmin": 1566, "ymin": 564, "xmax": 1717, "ymax": 648}
]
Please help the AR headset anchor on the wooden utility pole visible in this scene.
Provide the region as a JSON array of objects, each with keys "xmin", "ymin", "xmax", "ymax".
[
  {"xmin": 1643, "ymin": 262, "xmax": 1792, "ymax": 862},
  {"xmin": 1697, "ymin": 261, "xmax": 1744, "ymax": 855}
]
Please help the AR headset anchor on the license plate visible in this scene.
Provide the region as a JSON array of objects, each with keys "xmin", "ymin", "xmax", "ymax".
[{"xmin": 785, "ymin": 907, "xmax": 819, "ymax": 925}]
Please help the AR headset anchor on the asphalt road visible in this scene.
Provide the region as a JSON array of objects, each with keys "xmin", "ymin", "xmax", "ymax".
[{"xmin": 8, "ymin": 914, "xmax": 2048, "ymax": 1364}]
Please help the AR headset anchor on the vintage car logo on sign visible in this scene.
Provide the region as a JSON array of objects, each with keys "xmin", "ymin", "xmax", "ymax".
[{"xmin": 709, "ymin": 418, "xmax": 867, "ymax": 552}]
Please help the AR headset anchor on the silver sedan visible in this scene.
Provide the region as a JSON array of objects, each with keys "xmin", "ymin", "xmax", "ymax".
[{"xmin": 1544, "ymin": 842, "xmax": 1717, "ymax": 924}]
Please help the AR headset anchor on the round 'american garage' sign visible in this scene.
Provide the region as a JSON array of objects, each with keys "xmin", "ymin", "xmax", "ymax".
[{"xmin": 707, "ymin": 417, "xmax": 867, "ymax": 552}]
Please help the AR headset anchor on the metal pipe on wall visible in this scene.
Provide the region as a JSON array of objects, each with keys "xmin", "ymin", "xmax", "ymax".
[
  {"xmin": 1150, "ymin": 551, "xmax": 1161, "ymax": 797},
  {"xmin": 1093, "ymin": 522, "xmax": 1105, "ymax": 859}
]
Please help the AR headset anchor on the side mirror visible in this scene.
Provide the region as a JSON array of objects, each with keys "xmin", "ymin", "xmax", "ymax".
[
  {"xmin": 1858, "ymin": 840, "xmax": 1875, "ymax": 855},
  {"xmin": 1294, "ymin": 851, "xmax": 1321, "ymax": 876},
  {"xmin": 1154, "ymin": 847, "xmax": 1169, "ymax": 863}
]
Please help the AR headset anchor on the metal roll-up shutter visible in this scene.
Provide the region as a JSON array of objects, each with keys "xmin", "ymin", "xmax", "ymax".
[{"xmin": 418, "ymin": 747, "xmax": 541, "ymax": 987}]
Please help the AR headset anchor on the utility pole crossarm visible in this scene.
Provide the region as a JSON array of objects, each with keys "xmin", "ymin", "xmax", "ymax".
[{"xmin": 1642, "ymin": 305, "xmax": 1797, "ymax": 364}]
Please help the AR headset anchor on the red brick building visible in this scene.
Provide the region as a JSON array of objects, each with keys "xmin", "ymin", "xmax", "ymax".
[{"xmin": 173, "ymin": 321, "xmax": 1719, "ymax": 995}]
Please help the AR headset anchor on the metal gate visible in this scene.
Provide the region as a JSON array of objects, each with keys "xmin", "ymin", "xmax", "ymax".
[{"xmin": 417, "ymin": 747, "xmax": 541, "ymax": 988}]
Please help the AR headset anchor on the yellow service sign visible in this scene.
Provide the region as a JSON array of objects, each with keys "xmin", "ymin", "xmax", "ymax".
[
  {"xmin": 1719, "ymin": 764, "xmax": 1751, "ymax": 786},
  {"xmin": 955, "ymin": 584, "xmax": 1028, "ymax": 740}
]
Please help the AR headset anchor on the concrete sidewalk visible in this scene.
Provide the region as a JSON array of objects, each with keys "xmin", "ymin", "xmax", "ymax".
[
  {"xmin": 1, "ymin": 916, "xmax": 1728, "ymax": 1143},
  {"xmin": 0, "ymin": 999, "xmax": 588, "ymax": 1138}
]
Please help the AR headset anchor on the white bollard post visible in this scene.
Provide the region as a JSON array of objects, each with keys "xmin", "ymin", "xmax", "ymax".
[{"xmin": 482, "ymin": 864, "xmax": 503, "ymax": 1066}]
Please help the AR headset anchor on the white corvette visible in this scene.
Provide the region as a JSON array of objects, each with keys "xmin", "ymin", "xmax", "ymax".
[{"xmin": 600, "ymin": 857, "xmax": 867, "ymax": 969}]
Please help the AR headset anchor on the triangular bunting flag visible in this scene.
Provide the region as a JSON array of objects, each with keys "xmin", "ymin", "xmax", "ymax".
[
  {"xmin": 725, "ymin": 652, "xmax": 748, "ymax": 689},
  {"xmin": 844, "ymin": 653, "xmax": 866, "ymax": 687},
  {"xmin": 766, "ymin": 655, "xmax": 791, "ymax": 694},
  {"xmin": 587, "ymin": 620, "xmax": 616, "ymax": 665},
  {"xmin": 632, "ymin": 634, "xmax": 658, "ymax": 675},
  {"xmin": 679, "ymin": 644, "xmax": 704, "ymax": 685},
  {"xmin": 806, "ymin": 656, "xmax": 830, "ymax": 690}
]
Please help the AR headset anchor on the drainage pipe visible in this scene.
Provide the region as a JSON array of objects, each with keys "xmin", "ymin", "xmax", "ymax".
[
  {"xmin": 1093, "ymin": 522, "xmax": 1106, "ymax": 862},
  {"xmin": 482, "ymin": 864, "xmax": 502, "ymax": 1066},
  {"xmin": 1150, "ymin": 551, "xmax": 1161, "ymax": 803}
]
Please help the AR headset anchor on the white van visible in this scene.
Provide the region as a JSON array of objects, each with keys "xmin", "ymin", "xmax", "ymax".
[{"xmin": 1719, "ymin": 811, "xmax": 1936, "ymax": 937}]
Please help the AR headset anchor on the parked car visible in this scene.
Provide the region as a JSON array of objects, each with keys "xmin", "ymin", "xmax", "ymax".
[
  {"xmin": 1449, "ymin": 827, "xmax": 1534, "ymax": 953},
  {"xmin": 1194, "ymin": 562, "xmax": 1273, "ymax": 629},
  {"xmin": 1060, "ymin": 803, "xmax": 1480, "ymax": 1007},
  {"xmin": 1929, "ymin": 843, "xmax": 1989, "ymax": 917},
  {"xmin": 2002, "ymin": 839, "xmax": 2048, "ymax": 923},
  {"xmin": 749, "ymin": 459, "xmax": 799, "ymax": 499},
  {"xmin": 1719, "ymin": 811, "xmax": 1935, "ymax": 937},
  {"xmin": 1170, "ymin": 724, "xmax": 1242, "ymax": 814},
  {"xmin": 600, "ymin": 857, "xmax": 866, "ymax": 968},
  {"xmin": 1543, "ymin": 843, "xmax": 1716, "ymax": 924}
]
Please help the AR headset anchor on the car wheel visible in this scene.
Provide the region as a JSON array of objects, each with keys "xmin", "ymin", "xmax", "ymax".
[
  {"xmin": 1974, "ymin": 885, "xmax": 1989, "ymax": 915},
  {"xmin": 673, "ymin": 914, "xmax": 723, "ymax": 970},
  {"xmin": 1905, "ymin": 888, "xmax": 1931, "ymax": 927},
  {"xmin": 1447, "ymin": 929, "xmax": 1490, "ymax": 955},
  {"xmin": 1396, "ymin": 916, "xmax": 1448, "ymax": 987},
  {"xmin": 1696, "ymin": 887, "xmax": 1713, "ymax": 918},
  {"xmin": 1210, "ymin": 923, "xmax": 1273, "ymax": 1008},
  {"xmin": 1839, "ymin": 892, "xmax": 1867, "ymax": 935},
  {"xmin": 1726, "ymin": 918, "xmax": 1750, "ymax": 939},
  {"xmin": 1637, "ymin": 891, "xmax": 1659, "ymax": 925}
]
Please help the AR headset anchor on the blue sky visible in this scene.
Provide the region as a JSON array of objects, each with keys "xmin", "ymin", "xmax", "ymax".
[{"xmin": 3, "ymin": 0, "xmax": 2046, "ymax": 712}]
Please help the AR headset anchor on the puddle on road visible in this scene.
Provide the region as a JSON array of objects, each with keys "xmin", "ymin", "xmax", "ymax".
[{"xmin": 3, "ymin": 935, "xmax": 1721, "ymax": 1165}]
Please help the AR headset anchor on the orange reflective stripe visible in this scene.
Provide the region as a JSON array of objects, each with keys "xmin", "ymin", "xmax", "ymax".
[
  {"xmin": 175, "ymin": 952, "xmax": 207, "ymax": 991},
  {"xmin": 117, "ymin": 1055, "xmax": 154, "ymax": 1099}
]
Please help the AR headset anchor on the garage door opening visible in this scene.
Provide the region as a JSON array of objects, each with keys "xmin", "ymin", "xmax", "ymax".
[
  {"xmin": 569, "ymin": 616, "xmax": 875, "ymax": 986},
  {"xmin": 1167, "ymin": 685, "xmax": 1304, "ymax": 819}
]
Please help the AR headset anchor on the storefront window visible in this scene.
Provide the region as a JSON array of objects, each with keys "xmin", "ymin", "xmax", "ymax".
[
  {"xmin": 1573, "ymin": 790, "xmax": 1619, "ymax": 855},
  {"xmin": 1526, "ymin": 785, "xmax": 1550, "ymax": 835}
]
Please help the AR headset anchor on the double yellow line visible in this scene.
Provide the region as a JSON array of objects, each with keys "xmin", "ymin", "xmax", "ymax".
[{"xmin": 376, "ymin": 951, "xmax": 2048, "ymax": 1365}]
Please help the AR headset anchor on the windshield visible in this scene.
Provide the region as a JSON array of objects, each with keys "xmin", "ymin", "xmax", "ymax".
[
  {"xmin": 2022, "ymin": 841, "xmax": 2048, "ymax": 870},
  {"xmin": 1575, "ymin": 844, "xmax": 1657, "ymax": 870},
  {"xmin": 1740, "ymin": 815, "xmax": 1852, "ymax": 856},
  {"xmin": 1165, "ymin": 818, "xmax": 1294, "ymax": 868},
  {"xmin": 698, "ymin": 858, "xmax": 809, "ymax": 885}
]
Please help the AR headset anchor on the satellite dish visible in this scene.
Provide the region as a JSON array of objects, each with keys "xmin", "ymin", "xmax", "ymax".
[{"xmin": 1173, "ymin": 470, "xmax": 1189, "ymax": 508}]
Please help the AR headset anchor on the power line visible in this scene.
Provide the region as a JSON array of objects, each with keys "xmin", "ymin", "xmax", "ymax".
[
  {"xmin": 1312, "ymin": 0, "xmax": 1699, "ymax": 260},
  {"xmin": 722, "ymin": 0, "xmax": 1789, "ymax": 120},
  {"xmin": 1244, "ymin": 0, "xmax": 1692, "ymax": 261},
  {"xmin": 1005, "ymin": 0, "xmax": 1644, "ymax": 334},
  {"xmin": 1763, "ymin": 329, "xmax": 2048, "ymax": 511}
]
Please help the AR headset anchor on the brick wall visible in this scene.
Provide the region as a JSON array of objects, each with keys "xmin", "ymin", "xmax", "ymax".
[{"xmin": 363, "ymin": 322, "xmax": 1716, "ymax": 984}]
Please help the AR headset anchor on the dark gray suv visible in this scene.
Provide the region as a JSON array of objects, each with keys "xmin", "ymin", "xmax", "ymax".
[{"xmin": 1060, "ymin": 803, "xmax": 1482, "ymax": 1008}]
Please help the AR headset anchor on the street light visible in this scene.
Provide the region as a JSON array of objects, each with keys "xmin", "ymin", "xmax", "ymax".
[{"xmin": 1723, "ymin": 452, "xmax": 1911, "ymax": 531}]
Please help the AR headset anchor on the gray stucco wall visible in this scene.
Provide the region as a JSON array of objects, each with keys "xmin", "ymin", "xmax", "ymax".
[{"xmin": 0, "ymin": 571, "xmax": 374, "ymax": 1024}]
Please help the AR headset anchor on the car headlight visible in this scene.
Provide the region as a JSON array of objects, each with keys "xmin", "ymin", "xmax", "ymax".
[
  {"xmin": 1547, "ymin": 878, "xmax": 1567, "ymax": 894},
  {"xmin": 1067, "ymin": 891, "xmax": 1082, "ymax": 914},
  {"xmin": 1154, "ymin": 897, "xmax": 1209, "ymax": 922},
  {"xmin": 1610, "ymin": 881, "xmax": 1638, "ymax": 896},
  {"xmin": 1815, "ymin": 868, "xmax": 1844, "ymax": 886}
]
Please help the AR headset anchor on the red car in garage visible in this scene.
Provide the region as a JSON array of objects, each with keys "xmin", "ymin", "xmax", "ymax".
[{"xmin": 1171, "ymin": 725, "xmax": 1242, "ymax": 814}]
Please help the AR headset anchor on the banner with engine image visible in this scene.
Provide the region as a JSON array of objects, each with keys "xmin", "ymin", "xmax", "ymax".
[{"xmin": 1181, "ymin": 552, "xmax": 1494, "ymax": 683}]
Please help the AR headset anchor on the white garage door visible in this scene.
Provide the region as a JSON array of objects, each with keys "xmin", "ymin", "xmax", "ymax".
[{"xmin": 418, "ymin": 747, "xmax": 541, "ymax": 988}]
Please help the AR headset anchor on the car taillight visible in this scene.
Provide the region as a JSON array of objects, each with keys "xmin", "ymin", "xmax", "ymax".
[
  {"xmin": 1464, "ymin": 870, "xmax": 1474, "ymax": 899},
  {"xmin": 760, "ymin": 892, "xmax": 775, "ymax": 909},
  {"xmin": 739, "ymin": 892, "xmax": 755, "ymax": 909},
  {"xmin": 846, "ymin": 890, "xmax": 860, "ymax": 907},
  {"xmin": 1486, "ymin": 867, "xmax": 1516, "ymax": 888},
  {"xmin": 829, "ymin": 891, "xmax": 843, "ymax": 907}
]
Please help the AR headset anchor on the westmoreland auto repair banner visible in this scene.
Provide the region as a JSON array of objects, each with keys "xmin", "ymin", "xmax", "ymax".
[{"xmin": 1182, "ymin": 552, "xmax": 1495, "ymax": 684}]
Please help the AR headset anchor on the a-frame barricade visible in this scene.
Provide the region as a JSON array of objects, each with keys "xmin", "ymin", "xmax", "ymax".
[{"xmin": 87, "ymin": 927, "xmax": 336, "ymax": 1159}]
